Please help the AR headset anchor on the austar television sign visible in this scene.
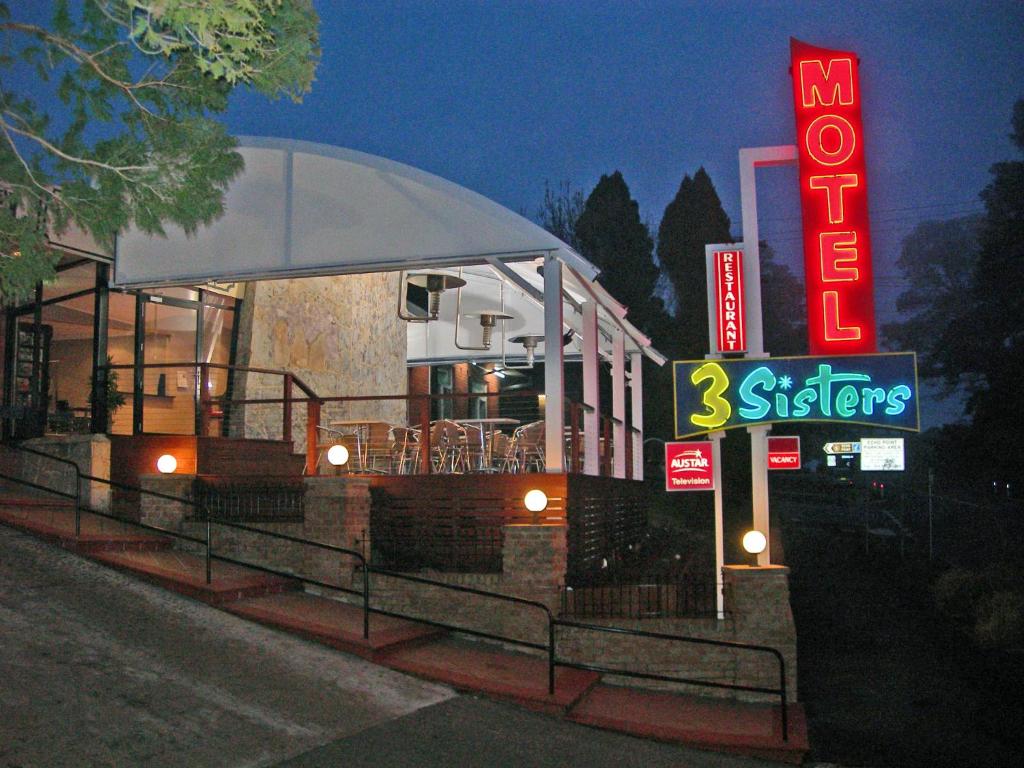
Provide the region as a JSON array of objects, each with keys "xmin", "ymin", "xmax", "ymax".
[
  {"xmin": 791, "ymin": 38, "xmax": 877, "ymax": 355},
  {"xmin": 665, "ymin": 441, "xmax": 715, "ymax": 491},
  {"xmin": 673, "ymin": 352, "xmax": 919, "ymax": 438}
]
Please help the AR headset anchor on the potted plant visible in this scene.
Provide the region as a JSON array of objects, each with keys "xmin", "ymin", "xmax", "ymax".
[{"xmin": 88, "ymin": 355, "xmax": 126, "ymax": 431}]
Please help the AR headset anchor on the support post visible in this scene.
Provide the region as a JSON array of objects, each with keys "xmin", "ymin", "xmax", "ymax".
[
  {"xmin": 90, "ymin": 264, "xmax": 110, "ymax": 434},
  {"xmin": 711, "ymin": 431, "xmax": 725, "ymax": 619},
  {"xmin": 738, "ymin": 146, "xmax": 797, "ymax": 566},
  {"xmin": 543, "ymin": 253, "xmax": 565, "ymax": 473},
  {"xmin": 629, "ymin": 351, "xmax": 643, "ymax": 481},
  {"xmin": 611, "ymin": 330, "xmax": 626, "ymax": 479},
  {"xmin": 305, "ymin": 399, "xmax": 320, "ymax": 476},
  {"xmin": 582, "ymin": 300, "xmax": 600, "ymax": 476}
]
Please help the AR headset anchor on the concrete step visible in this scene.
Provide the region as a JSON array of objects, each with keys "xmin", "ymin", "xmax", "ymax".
[
  {"xmin": 0, "ymin": 506, "xmax": 175, "ymax": 553},
  {"xmin": 223, "ymin": 591, "xmax": 445, "ymax": 660},
  {"xmin": 381, "ymin": 635, "xmax": 601, "ymax": 716},
  {"xmin": 88, "ymin": 549, "xmax": 302, "ymax": 606},
  {"xmin": 567, "ymin": 683, "xmax": 808, "ymax": 764}
]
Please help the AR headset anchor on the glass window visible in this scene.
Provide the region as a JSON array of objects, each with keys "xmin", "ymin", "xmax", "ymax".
[{"xmin": 42, "ymin": 261, "xmax": 97, "ymax": 302}]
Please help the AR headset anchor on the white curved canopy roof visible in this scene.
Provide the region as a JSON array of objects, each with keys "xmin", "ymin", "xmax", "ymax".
[
  {"xmin": 114, "ymin": 136, "xmax": 663, "ymax": 364},
  {"xmin": 116, "ymin": 136, "xmax": 595, "ymax": 285}
]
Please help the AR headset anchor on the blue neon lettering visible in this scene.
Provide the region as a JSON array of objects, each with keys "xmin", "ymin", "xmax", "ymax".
[
  {"xmin": 885, "ymin": 385, "xmax": 912, "ymax": 415},
  {"xmin": 738, "ymin": 366, "xmax": 775, "ymax": 419}
]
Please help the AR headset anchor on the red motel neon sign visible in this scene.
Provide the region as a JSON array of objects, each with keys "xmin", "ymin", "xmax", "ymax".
[
  {"xmin": 791, "ymin": 38, "xmax": 877, "ymax": 355},
  {"xmin": 713, "ymin": 249, "xmax": 746, "ymax": 353}
]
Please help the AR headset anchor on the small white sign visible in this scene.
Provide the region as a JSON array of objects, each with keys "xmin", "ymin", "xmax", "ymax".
[{"xmin": 860, "ymin": 437, "xmax": 905, "ymax": 471}]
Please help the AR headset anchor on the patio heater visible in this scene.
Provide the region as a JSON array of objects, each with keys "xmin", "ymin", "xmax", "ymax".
[{"xmin": 398, "ymin": 271, "xmax": 466, "ymax": 322}]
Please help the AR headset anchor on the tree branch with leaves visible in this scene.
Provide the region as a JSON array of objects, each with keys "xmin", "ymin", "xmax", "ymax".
[{"xmin": 0, "ymin": 0, "xmax": 319, "ymax": 302}]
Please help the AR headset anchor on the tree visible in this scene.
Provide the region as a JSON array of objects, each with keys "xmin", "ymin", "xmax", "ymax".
[
  {"xmin": 759, "ymin": 241, "xmax": 807, "ymax": 356},
  {"xmin": 656, "ymin": 167, "xmax": 732, "ymax": 358},
  {"xmin": 0, "ymin": 1, "xmax": 320, "ymax": 302},
  {"xmin": 960, "ymin": 99, "xmax": 1024, "ymax": 482},
  {"xmin": 574, "ymin": 171, "xmax": 662, "ymax": 333},
  {"xmin": 881, "ymin": 215, "xmax": 982, "ymax": 387},
  {"xmin": 536, "ymin": 179, "xmax": 585, "ymax": 254}
]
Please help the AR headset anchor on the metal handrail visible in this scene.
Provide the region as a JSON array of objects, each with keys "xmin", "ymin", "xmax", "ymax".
[
  {"xmin": 0, "ymin": 442, "xmax": 788, "ymax": 740},
  {"xmin": 552, "ymin": 619, "xmax": 788, "ymax": 741},
  {"xmin": 103, "ymin": 361, "xmax": 319, "ymax": 400},
  {"xmin": 1, "ymin": 442, "xmax": 373, "ymax": 637},
  {"xmin": 2, "ymin": 443, "xmax": 83, "ymax": 536}
]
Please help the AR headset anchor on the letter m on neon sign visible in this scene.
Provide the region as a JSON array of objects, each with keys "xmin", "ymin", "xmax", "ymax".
[{"xmin": 799, "ymin": 58, "xmax": 854, "ymax": 107}]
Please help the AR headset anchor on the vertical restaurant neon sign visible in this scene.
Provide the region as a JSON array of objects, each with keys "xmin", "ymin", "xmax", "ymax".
[
  {"xmin": 714, "ymin": 248, "xmax": 746, "ymax": 353},
  {"xmin": 791, "ymin": 38, "xmax": 877, "ymax": 355}
]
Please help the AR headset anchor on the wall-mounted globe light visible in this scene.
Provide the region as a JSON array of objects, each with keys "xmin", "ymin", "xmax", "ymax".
[
  {"xmin": 524, "ymin": 489, "xmax": 548, "ymax": 513},
  {"xmin": 156, "ymin": 454, "xmax": 177, "ymax": 474}
]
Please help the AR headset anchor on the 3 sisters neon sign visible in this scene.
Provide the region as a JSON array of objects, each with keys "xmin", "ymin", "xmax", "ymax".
[
  {"xmin": 673, "ymin": 353, "xmax": 919, "ymax": 438},
  {"xmin": 791, "ymin": 38, "xmax": 877, "ymax": 355}
]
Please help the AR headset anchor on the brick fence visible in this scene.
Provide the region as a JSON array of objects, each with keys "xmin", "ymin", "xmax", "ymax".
[{"xmin": 137, "ymin": 475, "xmax": 796, "ymax": 702}]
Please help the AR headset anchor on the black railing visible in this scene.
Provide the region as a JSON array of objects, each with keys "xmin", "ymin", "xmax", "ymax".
[
  {"xmin": 370, "ymin": 517, "xmax": 503, "ymax": 573},
  {"xmin": 0, "ymin": 442, "xmax": 789, "ymax": 741},
  {"xmin": 550, "ymin": 619, "xmax": 788, "ymax": 741},
  {"xmin": 560, "ymin": 577, "xmax": 718, "ymax": 620},
  {"xmin": 192, "ymin": 476, "xmax": 305, "ymax": 523}
]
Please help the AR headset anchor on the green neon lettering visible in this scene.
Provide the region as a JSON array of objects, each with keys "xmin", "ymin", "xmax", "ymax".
[
  {"xmin": 836, "ymin": 385, "xmax": 859, "ymax": 417},
  {"xmin": 804, "ymin": 365, "xmax": 870, "ymax": 417},
  {"xmin": 775, "ymin": 392, "xmax": 790, "ymax": 418},
  {"xmin": 792, "ymin": 387, "xmax": 816, "ymax": 417},
  {"xmin": 861, "ymin": 387, "xmax": 886, "ymax": 415}
]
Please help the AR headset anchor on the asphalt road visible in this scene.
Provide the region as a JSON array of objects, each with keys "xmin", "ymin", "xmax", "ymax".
[{"xmin": 0, "ymin": 524, "xmax": 785, "ymax": 768}]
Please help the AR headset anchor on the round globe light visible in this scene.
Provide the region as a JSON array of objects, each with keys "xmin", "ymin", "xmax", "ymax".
[
  {"xmin": 327, "ymin": 444, "xmax": 350, "ymax": 467},
  {"xmin": 742, "ymin": 530, "xmax": 768, "ymax": 555},
  {"xmin": 156, "ymin": 454, "xmax": 177, "ymax": 474},
  {"xmin": 524, "ymin": 489, "xmax": 548, "ymax": 513}
]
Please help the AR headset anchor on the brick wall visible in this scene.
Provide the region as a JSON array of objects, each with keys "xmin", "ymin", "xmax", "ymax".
[
  {"xmin": 366, "ymin": 524, "xmax": 566, "ymax": 648},
  {"xmin": 139, "ymin": 475, "xmax": 371, "ymax": 588}
]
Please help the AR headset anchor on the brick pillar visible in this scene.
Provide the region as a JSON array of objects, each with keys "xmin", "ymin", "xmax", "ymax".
[
  {"xmin": 722, "ymin": 565, "xmax": 798, "ymax": 701},
  {"xmin": 304, "ymin": 477, "xmax": 371, "ymax": 584},
  {"xmin": 139, "ymin": 474, "xmax": 195, "ymax": 532},
  {"xmin": 502, "ymin": 524, "xmax": 567, "ymax": 610}
]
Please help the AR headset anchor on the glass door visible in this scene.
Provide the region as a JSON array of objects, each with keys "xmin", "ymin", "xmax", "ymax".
[
  {"xmin": 139, "ymin": 295, "xmax": 198, "ymax": 434},
  {"xmin": 12, "ymin": 320, "xmax": 51, "ymax": 438}
]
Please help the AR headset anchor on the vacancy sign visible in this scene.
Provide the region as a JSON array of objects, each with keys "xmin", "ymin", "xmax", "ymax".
[
  {"xmin": 767, "ymin": 436, "xmax": 802, "ymax": 470},
  {"xmin": 713, "ymin": 248, "xmax": 746, "ymax": 353},
  {"xmin": 665, "ymin": 441, "xmax": 715, "ymax": 492}
]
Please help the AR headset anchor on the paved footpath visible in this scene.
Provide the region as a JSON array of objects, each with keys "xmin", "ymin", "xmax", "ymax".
[{"xmin": 0, "ymin": 525, "xmax": 781, "ymax": 768}]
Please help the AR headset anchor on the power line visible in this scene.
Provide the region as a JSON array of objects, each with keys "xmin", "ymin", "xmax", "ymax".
[{"xmin": 758, "ymin": 198, "xmax": 986, "ymax": 224}]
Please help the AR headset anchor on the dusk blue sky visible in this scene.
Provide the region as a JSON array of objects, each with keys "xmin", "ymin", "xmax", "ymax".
[{"xmin": 224, "ymin": 0, "xmax": 1024, "ymax": 322}]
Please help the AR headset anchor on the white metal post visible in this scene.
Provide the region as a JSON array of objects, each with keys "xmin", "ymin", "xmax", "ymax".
[
  {"xmin": 543, "ymin": 253, "xmax": 565, "ymax": 473},
  {"xmin": 612, "ymin": 330, "xmax": 626, "ymax": 479},
  {"xmin": 711, "ymin": 431, "xmax": 725, "ymax": 619},
  {"xmin": 739, "ymin": 145, "xmax": 798, "ymax": 566},
  {"xmin": 629, "ymin": 351, "xmax": 643, "ymax": 481},
  {"xmin": 582, "ymin": 300, "xmax": 600, "ymax": 476}
]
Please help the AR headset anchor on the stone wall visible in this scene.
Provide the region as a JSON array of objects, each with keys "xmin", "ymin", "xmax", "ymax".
[
  {"xmin": 231, "ymin": 273, "xmax": 407, "ymax": 449},
  {"xmin": 15, "ymin": 435, "xmax": 111, "ymax": 511}
]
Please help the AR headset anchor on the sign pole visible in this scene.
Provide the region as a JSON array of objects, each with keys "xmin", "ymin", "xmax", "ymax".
[
  {"xmin": 739, "ymin": 145, "xmax": 797, "ymax": 566},
  {"xmin": 711, "ymin": 430, "xmax": 725, "ymax": 619}
]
